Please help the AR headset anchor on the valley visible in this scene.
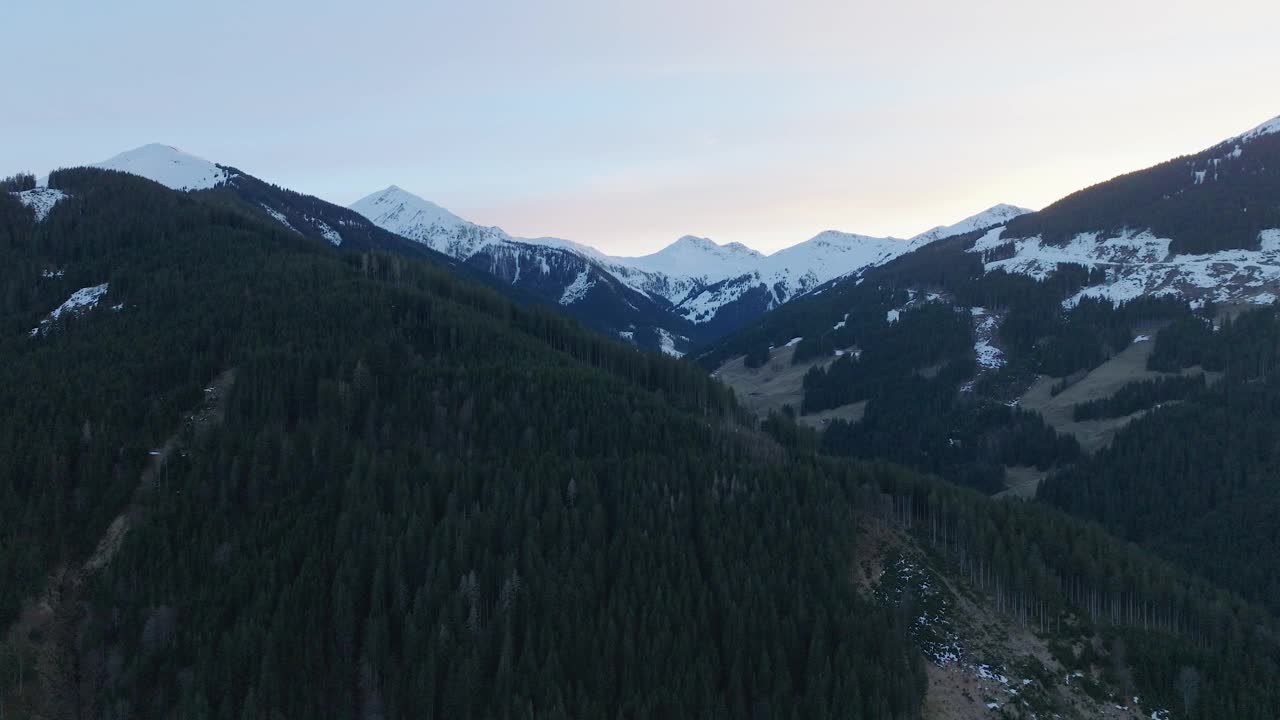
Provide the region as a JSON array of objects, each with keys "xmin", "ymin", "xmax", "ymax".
[{"xmin": 4, "ymin": 109, "xmax": 1280, "ymax": 719}]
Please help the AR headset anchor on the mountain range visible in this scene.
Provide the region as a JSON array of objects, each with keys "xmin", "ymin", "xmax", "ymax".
[
  {"xmin": 349, "ymin": 187, "xmax": 1032, "ymax": 350},
  {"xmin": 705, "ymin": 111, "xmax": 1280, "ymax": 370},
  {"xmin": 19, "ymin": 112, "xmax": 1280, "ymax": 359},
  {"xmin": 40, "ymin": 143, "xmax": 1030, "ymax": 356},
  {"xmin": 9, "ymin": 113, "xmax": 1280, "ymax": 719}
]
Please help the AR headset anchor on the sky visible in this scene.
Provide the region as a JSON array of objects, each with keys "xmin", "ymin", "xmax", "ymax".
[{"xmin": 6, "ymin": 0, "xmax": 1280, "ymax": 255}]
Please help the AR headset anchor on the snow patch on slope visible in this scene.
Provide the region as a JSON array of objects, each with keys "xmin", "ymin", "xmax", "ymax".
[
  {"xmin": 92, "ymin": 144, "xmax": 229, "ymax": 191},
  {"xmin": 969, "ymin": 226, "xmax": 1010, "ymax": 253},
  {"xmin": 981, "ymin": 230, "xmax": 1171, "ymax": 281},
  {"xmin": 676, "ymin": 274, "xmax": 758, "ymax": 322},
  {"xmin": 657, "ymin": 328, "xmax": 685, "ymax": 358},
  {"xmin": 308, "ymin": 216, "xmax": 343, "ymax": 246},
  {"xmin": 32, "ymin": 283, "xmax": 108, "ymax": 335},
  {"xmin": 559, "ymin": 270, "xmax": 594, "ymax": 305},
  {"xmin": 12, "ymin": 188, "xmax": 67, "ymax": 222},
  {"xmin": 260, "ymin": 204, "xmax": 298, "ymax": 233},
  {"xmin": 970, "ymin": 307, "xmax": 1004, "ymax": 370},
  {"xmin": 977, "ymin": 227, "xmax": 1280, "ymax": 308},
  {"xmin": 1236, "ymin": 115, "xmax": 1280, "ymax": 144}
]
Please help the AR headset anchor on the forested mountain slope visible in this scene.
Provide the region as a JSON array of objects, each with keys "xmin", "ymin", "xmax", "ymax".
[
  {"xmin": 1040, "ymin": 306, "xmax": 1280, "ymax": 615},
  {"xmin": 41, "ymin": 144, "xmax": 1031, "ymax": 358},
  {"xmin": 702, "ymin": 114, "xmax": 1280, "ymax": 372},
  {"xmin": 691, "ymin": 115, "xmax": 1280, "ymax": 716},
  {"xmin": 974, "ymin": 115, "xmax": 1280, "ymax": 308},
  {"xmin": 88, "ymin": 144, "xmax": 446, "ymax": 260},
  {"xmin": 0, "ymin": 168, "xmax": 929, "ymax": 718},
  {"xmin": 699, "ymin": 114, "xmax": 1280, "ymax": 497},
  {"xmin": 698, "ymin": 229, "xmax": 1153, "ymax": 494},
  {"xmin": 2, "ymin": 168, "xmax": 1279, "ymax": 719},
  {"xmin": 1004, "ymin": 116, "xmax": 1280, "ymax": 255}
]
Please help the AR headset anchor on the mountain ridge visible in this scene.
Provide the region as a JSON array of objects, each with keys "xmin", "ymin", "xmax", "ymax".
[
  {"xmin": 30, "ymin": 142, "xmax": 1033, "ymax": 353},
  {"xmin": 349, "ymin": 183, "xmax": 1032, "ymax": 338}
]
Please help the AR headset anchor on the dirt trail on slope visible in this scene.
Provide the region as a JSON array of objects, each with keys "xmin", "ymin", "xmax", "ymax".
[
  {"xmin": 2, "ymin": 369, "xmax": 236, "ymax": 720},
  {"xmin": 854, "ymin": 514, "xmax": 1145, "ymax": 720}
]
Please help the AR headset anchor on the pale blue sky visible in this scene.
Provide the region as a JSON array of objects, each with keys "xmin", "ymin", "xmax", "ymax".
[{"xmin": 7, "ymin": 0, "xmax": 1279, "ymax": 253}]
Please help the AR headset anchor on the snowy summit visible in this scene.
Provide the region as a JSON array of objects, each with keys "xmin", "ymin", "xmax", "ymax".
[
  {"xmin": 350, "ymin": 185, "xmax": 508, "ymax": 259},
  {"xmin": 908, "ymin": 204, "xmax": 1034, "ymax": 247},
  {"xmin": 350, "ymin": 184, "xmax": 1033, "ymax": 326},
  {"xmin": 91, "ymin": 144, "xmax": 230, "ymax": 191},
  {"xmin": 614, "ymin": 235, "xmax": 764, "ymax": 279}
]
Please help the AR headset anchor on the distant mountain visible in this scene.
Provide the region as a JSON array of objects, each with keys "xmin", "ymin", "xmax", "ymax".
[
  {"xmin": 702, "ymin": 114, "xmax": 1280, "ymax": 370},
  {"xmin": 350, "ymin": 185, "xmax": 511, "ymax": 259},
  {"xmin": 613, "ymin": 235, "xmax": 764, "ymax": 279},
  {"xmin": 91, "ymin": 143, "xmax": 230, "ymax": 191},
  {"xmin": 663, "ymin": 206, "xmax": 1034, "ymax": 337},
  {"xmin": 697, "ymin": 112, "xmax": 1280, "ymax": 419},
  {"xmin": 667, "ymin": 231, "xmax": 907, "ymax": 336},
  {"xmin": 694, "ymin": 115, "xmax": 1280, "ymax": 512},
  {"xmin": 907, "ymin": 203, "xmax": 1032, "ymax": 247},
  {"xmin": 33, "ymin": 148, "xmax": 691, "ymax": 355},
  {"xmin": 601, "ymin": 235, "xmax": 764, "ymax": 306},
  {"xmin": 352, "ymin": 185, "xmax": 1024, "ymax": 345},
  {"xmin": 351, "ymin": 186, "xmax": 701, "ymax": 355},
  {"xmin": 60, "ymin": 144, "xmax": 446, "ymax": 261},
  {"xmin": 44, "ymin": 144, "xmax": 1030, "ymax": 356}
]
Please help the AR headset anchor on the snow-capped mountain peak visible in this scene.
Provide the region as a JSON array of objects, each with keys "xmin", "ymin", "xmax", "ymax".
[
  {"xmin": 804, "ymin": 229, "xmax": 902, "ymax": 248},
  {"xmin": 350, "ymin": 185, "xmax": 508, "ymax": 259},
  {"xmin": 673, "ymin": 234, "xmax": 718, "ymax": 248},
  {"xmin": 349, "ymin": 183, "xmax": 1044, "ymax": 335},
  {"xmin": 759, "ymin": 231, "xmax": 908, "ymax": 284},
  {"xmin": 908, "ymin": 204, "xmax": 1034, "ymax": 247},
  {"xmin": 91, "ymin": 143, "xmax": 230, "ymax": 191},
  {"xmin": 617, "ymin": 235, "xmax": 764, "ymax": 279},
  {"xmin": 352, "ymin": 185, "xmax": 469, "ymax": 233}
]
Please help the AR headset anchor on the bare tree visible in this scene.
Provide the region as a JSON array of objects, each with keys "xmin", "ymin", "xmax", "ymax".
[
  {"xmin": 1110, "ymin": 637, "xmax": 1132, "ymax": 701},
  {"xmin": 1178, "ymin": 665, "xmax": 1201, "ymax": 715}
]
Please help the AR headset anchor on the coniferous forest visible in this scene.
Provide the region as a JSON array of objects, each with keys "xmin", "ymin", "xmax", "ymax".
[
  {"xmin": 1, "ymin": 170, "xmax": 929, "ymax": 718},
  {"xmin": 3, "ymin": 167, "xmax": 1280, "ymax": 719},
  {"xmin": 1040, "ymin": 306, "xmax": 1280, "ymax": 615}
]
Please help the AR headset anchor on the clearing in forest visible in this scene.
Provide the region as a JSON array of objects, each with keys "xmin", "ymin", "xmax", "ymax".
[
  {"xmin": 713, "ymin": 344, "xmax": 865, "ymax": 427},
  {"xmin": 1019, "ymin": 337, "xmax": 1216, "ymax": 453}
]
